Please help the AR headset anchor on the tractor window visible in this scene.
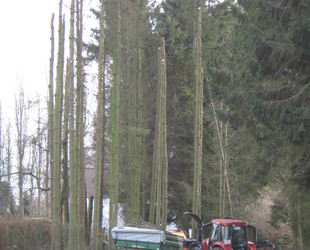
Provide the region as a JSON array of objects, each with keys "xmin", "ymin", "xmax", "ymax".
[
  {"xmin": 220, "ymin": 226, "xmax": 229, "ymax": 240},
  {"xmin": 210, "ymin": 224, "xmax": 219, "ymax": 240},
  {"xmin": 229, "ymin": 226, "xmax": 247, "ymax": 248}
]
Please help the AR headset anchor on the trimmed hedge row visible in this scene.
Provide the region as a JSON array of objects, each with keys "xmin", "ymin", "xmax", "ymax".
[{"xmin": 0, "ymin": 218, "xmax": 51, "ymax": 250}]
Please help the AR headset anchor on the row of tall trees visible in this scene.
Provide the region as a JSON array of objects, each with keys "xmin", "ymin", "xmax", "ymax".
[{"xmin": 1, "ymin": 0, "xmax": 309, "ymax": 249}]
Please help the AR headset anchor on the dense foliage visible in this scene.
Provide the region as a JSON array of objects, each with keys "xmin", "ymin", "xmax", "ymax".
[{"xmin": 87, "ymin": 0, "xmax": 310, "ymax": 246}]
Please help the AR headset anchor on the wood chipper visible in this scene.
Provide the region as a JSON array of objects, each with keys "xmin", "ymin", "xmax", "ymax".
[{"xmin": 111, "ymin": 226, "xmax": 184, "ymax": 250}]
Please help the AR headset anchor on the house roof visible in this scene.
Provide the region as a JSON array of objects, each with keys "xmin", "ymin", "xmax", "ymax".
[{"xmin": 85, "ymin": 167, "xmax": 96, "ymax": 197}]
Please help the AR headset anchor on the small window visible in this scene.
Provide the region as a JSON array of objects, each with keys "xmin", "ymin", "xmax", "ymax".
[{"xmin": 211, "ymin": 225, "xmax": 219, "ymax": 240}]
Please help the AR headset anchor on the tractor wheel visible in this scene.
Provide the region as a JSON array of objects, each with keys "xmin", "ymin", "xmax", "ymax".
[{"xmin": 212, "ymin": 247, "xmax": 223, "ymax": 250}]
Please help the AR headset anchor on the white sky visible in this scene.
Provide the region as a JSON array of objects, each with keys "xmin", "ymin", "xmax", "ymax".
[{"xmin": 0, "ymin": 0, "xmax": 98, "ymax": 122}]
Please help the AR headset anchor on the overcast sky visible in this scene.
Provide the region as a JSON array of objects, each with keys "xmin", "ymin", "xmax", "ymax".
[{"xmin": 0, "ymin": 0, "xmax": 97, "ymax": 122}]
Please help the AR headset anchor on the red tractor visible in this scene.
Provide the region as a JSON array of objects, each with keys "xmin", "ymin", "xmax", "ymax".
[{"xmin": 184, "ymin": 212, "xmax": 256, "ymax": 250}]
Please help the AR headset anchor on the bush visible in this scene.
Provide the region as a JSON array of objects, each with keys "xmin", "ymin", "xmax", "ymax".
[{"xmin": 0, "ymin": 217, "xmax": 51, "ymax": 250}]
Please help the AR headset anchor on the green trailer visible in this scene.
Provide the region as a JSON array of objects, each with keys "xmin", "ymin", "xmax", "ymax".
[{"xmin": 111, "ymin": 227, "xmax": 184, "ymax": 250}]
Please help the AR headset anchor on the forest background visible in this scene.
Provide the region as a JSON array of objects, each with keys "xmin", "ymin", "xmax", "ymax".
[{"xmin": 0, "ymin": 0, "xmax": 309, "ymax": 249}]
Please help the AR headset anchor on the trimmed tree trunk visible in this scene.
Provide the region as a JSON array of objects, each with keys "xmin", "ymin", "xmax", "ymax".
[
  {"xmin": 150, "ymin": 38, "xmax": 168, "ymax": 230},
  {"xmin": 52, "ymin": 0, "xmax": 65, "ymax": 248},
  {"xmin": 192, "ymin": 5, "xmax": 203, "ymax": 239},
  {"xmin": 209, "ymin": 85, "xmax": 233, "ymax": 218},
  {"xmin": 62, "ymin": 59, "xmax": 70, "ymax": 224},
  {"xmin": 109, "ymin": 1, "xmax": 122, "ymax": 249},
  {"xmin": 68, "ymin": 0, "xmax": 77, "ymax": 248},
  {"xmin": 92, "ymin": 0, "xmax": 105, "ymax": 249},
  {"xmin": 160, "ymin": 38, "xmax": 168, "ymax": 231},
  {"xmin": 155, "ymin": 46, "xmax": 163, "ymax": 228},
  {"xmin": 75, "ymin": 0, "xmax": 87, "ymax": 246},
  {"xmin": 149, "ymin": 47, "xmax": 161, "ymax": 224},
  {"xmin": 48, "ymin": 13, "xmax": 55, "ymax": 218}
]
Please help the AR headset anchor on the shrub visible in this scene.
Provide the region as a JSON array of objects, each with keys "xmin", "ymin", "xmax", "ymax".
[{"xmin": 0, "ymin": 217, "xmax": 51, "ymax": 250}]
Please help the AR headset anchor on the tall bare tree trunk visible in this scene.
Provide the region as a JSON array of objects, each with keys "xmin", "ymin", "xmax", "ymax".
[
  {"xmin": 149, "ymin": 54, "xmax": 160, "ymax": 223},
  {"xmin": 150, "ymin": 38, "xmax": 168, "ymax": 230},
  {"xmin": 92, "ymin": 0, "xmax": 105, "ymax": 249},
  {"xmin": 155, "ymin": 46, "xmax": 163, "ymax": 228},
  {"xmin": 224, "ymin": 119, "xmax": 233, "ymax": 217},
  {"xmin": 15, "ymin": 85, "xmax": 28, "ymax": 218},
  {"xmin": 75, "ymin": 0, "xmax": 87, "ymax": 246},
  {"xmin": 219, "ymin": 102, "xmax": 223, "ymax": 217},
  {"xmin": 62, "ymin": 59, "xmax": 70, "ymax": 224},
  {"xmin": 6, "ymin": 124, "xmax": 12, "ymax": 214},
  {"xmin": 160, "ymin": 38, "xmax": 168, "ymax": 231},
  {"xmin": 68, "ymin": 0, "xmax": 77, "ymax": 247},
  {"xmin": 52, "ymin": 0, "xmax": 65, "ymax": 247},
  {"xmin": 209, "ymin": 86, "xmax": 233, "ymax": 218},
  {"xmin": 37, "ymin": 101, "xmax": 43, "ymax": 216},
  {"xmin": 48, "ymin": 14, "xmax": 55, "ymax": 218},
  {"xmin": 192, "ymin": 5, "xmax": 203, "ymax": 239},
  {"xmin": 109, "ymin": 1, "xmax": 122, "ymax": 249},
  {"xmin": 136, "ymin": 0, "xmax": 144, "ymax": 222}
]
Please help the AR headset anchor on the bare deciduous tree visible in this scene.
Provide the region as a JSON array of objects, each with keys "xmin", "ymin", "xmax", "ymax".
[{"xmin": 15, "ymin": 84, "xmax": 28, "ymax": 218}]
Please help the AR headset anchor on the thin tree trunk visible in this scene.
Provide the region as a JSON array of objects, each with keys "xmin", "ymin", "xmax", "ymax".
[
  {"xmin": 92, "ymin": 0, "xmax": 105, "ymax": 249},
  {"xmin": 297, "ymin": 192, "xmax": 304, "ymax": 248},
  {"xmin": 224, "ymin": 120, "xmax": 233, "ymax": 217},
  {"xmin": 155, "ymin": 46, "xmax": 163, "ymax": 228},
  {"xmin": 76, "ymin": 0, "xmax": 87, "ymax": 246},
  {"xmin": 192, "ymin": 5, "xmax": 203, "ymax": 239},
  {"xmin": 149, "ymin": 52, "xmax": 161, "ymax": 223},
  {"xmin": 87, "ymin": 196, "xmax": 94, "ymax": 246},
  {"xmin": 62, "ymin": 59, "xmax": 70, "ymax": 223},
  {"xmin": 98, "ymin": 53, "xmax": 106, "ymax": 233},
  {"xmin": 45, "ymin": 135, "xmax": 49, "ymax": 217},
  {"xmin": 37, "ymin": 101, "xmax": 42, "ymax": 216},
  {"xmin": 136, "ymin": 0, "xmax": 144, "ymax": 222},
  {"xmin": 209, "ymin": 85, "xmax": 233, "ymax": 217},
  {"xmin": 52, "ymin": 0, "xmax": 65, "ymax": 247},
  {"xmin": 15, "ymin": 85, "xmax": 28, "ymax": 218},
  {"xmin": 219, "ymin": 102, "xmax": 223, "ymax": 217},
  {"xmin": 48, "ymin": 13, "xmax": 55, "ymax": 218},
  {"xmin": 161, "ymin": 38, "xmax": 168, "ymax": 231},
  {"xmin": 109, "ymin": 2, "xmax": 122, "ymax": 249},
  {"xmin": 68, "ymin": 0, "xmax": 77, "ymax": 248},
  {"xmin": 6, "ymin": 124, "xmax": 12, "ymax": 214}
]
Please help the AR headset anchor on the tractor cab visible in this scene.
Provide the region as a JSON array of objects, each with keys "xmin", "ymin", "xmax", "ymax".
[
  {"xmin": 184, "ymin": 212, "xmax": 256, "ymax": 250},
  {"xmin": 202, "ymin": 219, "xmax": 256, "ymax": 250}
]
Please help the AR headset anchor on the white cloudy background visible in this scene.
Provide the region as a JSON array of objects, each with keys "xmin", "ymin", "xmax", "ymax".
[{"xmin": 0, "ymin": 0, "xmax": 98, "ymax": 122}]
